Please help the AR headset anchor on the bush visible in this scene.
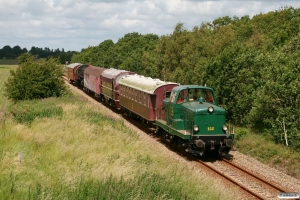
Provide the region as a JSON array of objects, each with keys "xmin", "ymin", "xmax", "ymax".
[
  {"xmin": 234, "ymin": 127, "xmax": 249, "ymax": 141},
  {"xmin": 4, "ymin": 53, "xmax": 66, "ymax": 101}
]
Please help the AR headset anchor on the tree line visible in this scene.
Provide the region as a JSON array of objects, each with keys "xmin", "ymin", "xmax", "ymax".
[
  {"xmin": 71, "ymin": 6, "xmax": 300, "ymax": 150},
  {"xmin": 0, "ymin": 45, "xmax": 76, "ymax": 64}
]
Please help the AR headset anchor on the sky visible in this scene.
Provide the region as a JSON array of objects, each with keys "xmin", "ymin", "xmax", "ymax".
[{"xmin": 1, "ymin": 0, "xmax": 300, "ymax": 52}]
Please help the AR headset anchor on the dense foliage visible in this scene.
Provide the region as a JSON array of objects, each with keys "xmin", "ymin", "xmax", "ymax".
[
  {"xmin": 71, "ymin": 7, "xmax": 300, "ymax": 150},
  {"xmin": 4, "ymin": 53, "xmax": 66, "ymax": 101},
  {"xmin": 71, "ymin": 32, "xmax": 159, "ymax": 75}
]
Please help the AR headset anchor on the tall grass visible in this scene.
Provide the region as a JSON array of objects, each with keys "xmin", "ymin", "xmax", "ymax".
[
  {"xmin": 0, "ymin": 92, "xmax": 238, "ymax": 199},
  {"xmin": 234, "ymin": 127, "xmax": 300, "ymax": 178},
  {"xmin": 0, "ymin": 66, "xmax": 15, "ymax": 114}
]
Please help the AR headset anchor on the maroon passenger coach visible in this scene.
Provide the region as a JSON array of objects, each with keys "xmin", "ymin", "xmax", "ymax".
[
  {"xmin": 100, "ymin": 68, "xmax": 135, "ymax": 109},
  {"xmin": 84, "ymin": 66, "xmax": 107, "ymax": 96},
  {"xmin": 119, "ymin": 74, "xmax": 179, "ymax": 123},
  {"xmin": 67, "ymin": 63, "xmax": 81, "ymax": 82}
]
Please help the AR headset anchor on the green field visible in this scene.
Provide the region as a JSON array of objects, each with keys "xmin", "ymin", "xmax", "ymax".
[
  {"xmin": 0, "ymin": 59, "xmax": 18, "ymax": 65},
  {"xmin": 0, "ymin": 66, "xmax": 239, "ymax": 199}
]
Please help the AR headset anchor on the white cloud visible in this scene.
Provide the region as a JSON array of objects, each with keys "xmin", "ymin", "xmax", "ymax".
[{"xmin": 0, "ymin": 0, "xmax": 299, "ymax": 51}]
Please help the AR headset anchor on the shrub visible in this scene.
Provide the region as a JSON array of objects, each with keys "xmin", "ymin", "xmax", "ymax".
[{"xmin": 4, "ymin": 53, "xmax": 66, "ymax": 101}]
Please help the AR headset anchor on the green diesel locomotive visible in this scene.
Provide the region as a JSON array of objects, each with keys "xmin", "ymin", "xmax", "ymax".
[{"xmin": 156, "ymin": 85, "xmax": 234, "ymax": 156}]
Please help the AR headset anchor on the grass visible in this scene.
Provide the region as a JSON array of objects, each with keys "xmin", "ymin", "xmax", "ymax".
[
  {"xmin": 0, "ymin": 66, "xmax": 238, "ymax": 199},
  {"xmin": 0, "ymin": 97, "xmax": 238, "ymax": 199},
  {"xmin": 234, "ymin": 127, "xmax": 300, "ymax": 179}
]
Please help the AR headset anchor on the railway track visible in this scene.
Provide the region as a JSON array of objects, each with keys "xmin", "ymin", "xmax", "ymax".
[
  {"xmin": 202, "ymin": 158, "xmax": 289, "ymax": 199},
  {"xmin": 63, "ymin": 75, "xmax": 292, "ymax": 200},
  {"xmin": 154, "ymin": 136, "xmax": 290, "ymax": 200}
]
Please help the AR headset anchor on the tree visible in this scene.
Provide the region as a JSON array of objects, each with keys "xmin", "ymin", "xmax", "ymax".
[{"xmin": 4, "ymin": 53, "xmax": 66, "ymax": 102}]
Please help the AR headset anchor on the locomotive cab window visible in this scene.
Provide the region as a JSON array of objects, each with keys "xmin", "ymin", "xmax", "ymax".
[
  {"xmin": 170, "ymin": 91, "xmax": 177, "ymax": 103},
  {"xmin": 179, "ymin": 90, "xmax": 188, "ymax": 103},
  {"xmin": 189, "ymin": 89, "xmax": 202, "ymax": 101},
  {"xmin": 204, "ymin": 90, "xmax": 214, "ymax": 103}
]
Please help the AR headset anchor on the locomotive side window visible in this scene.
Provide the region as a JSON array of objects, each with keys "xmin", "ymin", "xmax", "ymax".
[
  {"xmin": 181, "ymin": 90, "xmax": 188, "ymax": 102},
  {"xmin": 204, "ymin": 90, "xmax": 214, "ymax": 103},
  {"xmin": 170, "ymin": 91, "xmax": 177, "ymax": 103}
]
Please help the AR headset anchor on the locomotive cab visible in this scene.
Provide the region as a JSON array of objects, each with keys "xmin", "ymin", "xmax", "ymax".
[{"xmin": 156, "ymin": 85, "xmax": 234, "ymax": 156}]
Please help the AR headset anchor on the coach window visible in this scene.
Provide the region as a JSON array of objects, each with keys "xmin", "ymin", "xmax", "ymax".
[
  {"xmin": 135, "ymin": 90, "xmax": 137, "ymax": 102},
  {"xmin": 165, "ymin": 91, "xmax": 171, "ymax": 99},
  {"xmin": 130, "ymin": 88, "xmax": 132, "ymax": 99},
  {"xmin": 132, "ymin": 88, "xmax": 134, "ymax": 100},
  {"xmin": 139, "ymin": 91, "xmax": 142, "ymax": 103},
  {"xmin": 146, "ymin": 94, "xmax": 149, "ymax": 106}
]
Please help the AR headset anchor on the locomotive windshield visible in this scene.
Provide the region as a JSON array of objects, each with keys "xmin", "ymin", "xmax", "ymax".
[{"xmin": 173, "ymin": 88, "xmax": 215, "ymax": 104}]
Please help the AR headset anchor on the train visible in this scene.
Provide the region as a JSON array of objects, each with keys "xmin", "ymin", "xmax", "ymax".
[{"xmin": 66, "ymin": 63, "xmax": 234, "ymax": 156}]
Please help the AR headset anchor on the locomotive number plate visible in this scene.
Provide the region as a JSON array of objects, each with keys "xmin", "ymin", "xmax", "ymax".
[{"xmin": 208, "ymin": 127, "xmax": 214, "ymax": 131}]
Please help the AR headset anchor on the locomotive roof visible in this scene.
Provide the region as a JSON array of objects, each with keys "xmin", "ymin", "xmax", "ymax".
[
  {"xmin": 67, "ymin": 63, "xmax": 81, "ymax": 69},
  {"xmin": 84, "ymin": 66, "xmax": 107, "ymax": 76},
  {"xmin": 172, "ymin": 85, "xmax": 214, "ymax": 91},
  {"xmin": 101, "ymin": 68, "xmax": 131, "ymax": 79},
  {"xmin": 119, "ymin": 74, "xmax": 179, "ymax": 94}
]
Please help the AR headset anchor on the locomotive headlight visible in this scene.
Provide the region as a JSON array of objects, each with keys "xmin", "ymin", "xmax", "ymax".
[
  {"xmin": 208, "ymin": 106, "xmax": 214, "ymax": 113},
  {"xmin": 194, "ymin": 125, "xmax": 199, "ymax": 132},
  {"xmin": 222, "ymin": 125, "xmax": 228, "ymax": 131}
]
